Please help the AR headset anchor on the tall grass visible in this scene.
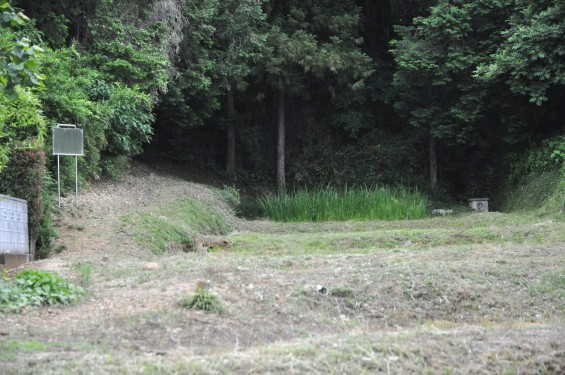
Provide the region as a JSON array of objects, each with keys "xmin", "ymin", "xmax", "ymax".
[{"xmin": 259, "ymin": 186, "xmax": 429, "ymax": 222}]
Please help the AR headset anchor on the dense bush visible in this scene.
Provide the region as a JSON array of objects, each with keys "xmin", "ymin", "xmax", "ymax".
[
  {"xmin": 0, "ymin": 3, "xmax": 45, "ymax": 98},
  {"xmin": 0, "ymin": 87, "xmax": 45, "ymax": 170},
  {"xmin": 102, "ymin": 83, "xmax": 154, "ymax": 157},
  {"xmin": 0, "ymin": 85, "xmax": 52, "ymax": 257},
  {"xmin": 0, "ymin": 0, "xmax": 563, "ymax": 249},
  {"xmin": 40, "ymin": 46, "xmax": 154, "ymax": 182},
  {"xmin": 39, "ymin": 46, "xmax": 107, "ymax": 187}
]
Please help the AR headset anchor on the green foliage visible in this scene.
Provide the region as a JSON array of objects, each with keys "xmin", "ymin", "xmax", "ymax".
[
  {"xmin": 212, "ymin": 0, "xmax": 267, "ymax": 91},
  {"xmin": 502, "ymin": 140, "xmax": 565, "ymax": 216},
  {"xmin": 259, "ymin": 186, "xmax": 429, "ymax": 222},
  {"xmin": 87, "ymin": 2, "xmax": 170, "ymax": 96},
  {"xmin": 502, "ymin": 169, "xmax": 563, "ymax": 213},
  {"xmin": 39, "ymin": 46, "xmax": 105, "ymax": 179},
  {"xmin": 549, "ymin": 136, "xmax": 565, "ymax": 166},
  {"xmin": 0, "ymin": 0, "xmax": 45, "ymax": 98},
  {"xmin": 0, "ymin": 87, "xmax": 45, "ymax": 171},
  {"xmin": 0, "ymin": 269, "xmax": 84, "ymax": 312},
  {"xmin": 12, "ymin": 0, "xmax": 169, "ymax": 184},
  {"xmin": 330, "ymin": 76, "xmax": 379, "ymax": 137},
  {"xmin": 180, "ymin": 289, "xmax": 225, "ymax": 313},
  {"xmin": 155, "ymin": 0, "xmax": 232, "ymax": 130},
  {"xmin": 503, "ymin": 134, "xmax": 565, "ymax": 215},
  {"xmin": 0, "ymin": 22, "xmax": 51, "ymax": 255},
  {"xmin": 260, "ymin": 0, "xmax": 373, "ymax": 94},
  {"xmin": 40, "ymin": 46, "xmax": 153, "ymax": 180},
  {"xmin": 2, "ymin": 0, "xmax": 563, "ymax": 217},
  {"xmin": 390, "ymin": 0, "xmax": 507, "ymax": 143},
  {"xmin": 475, "ymin": 0, "xmax": 565, "ymax": 105},
  {"xmin": 161, "ymin": 198, "xmax": 230, "ymax": 235},
  {"xmin": 0, "ymin": 0, "xmax": 27, "ymax": 27},
  {"xmin": 103, "ymin": 83, "xmax": 154, "ymax": 156},
  {"xmin": 35, "ymin": 172, "xmax": 57, "ymax": 256}
]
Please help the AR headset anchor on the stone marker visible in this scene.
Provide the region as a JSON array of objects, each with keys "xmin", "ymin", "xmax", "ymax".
[{"xmin": 142, "ymin": 262, "xmax": 159, "ymax": 271}]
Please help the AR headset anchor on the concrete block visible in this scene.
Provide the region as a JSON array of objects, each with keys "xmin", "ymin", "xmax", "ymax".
[
  {"xmin": 0, "ymin": 253, "xmax": 30, "ymax": 270},
  {"xmin": 468, "ymin": 198, "xmax": 489, "ymax": 212}
]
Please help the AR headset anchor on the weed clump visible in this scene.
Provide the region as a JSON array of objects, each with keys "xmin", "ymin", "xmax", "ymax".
[
  {"xmin": 74, "ymin": 263, "xmax": 93, "ymax": 288},
  {"xmin": 180, "ymin": 283, "xmax": 225, "ymax": 313},
  {"xmin": 0, "ymin": 269, "xmax": 84, "ymax": 312}
]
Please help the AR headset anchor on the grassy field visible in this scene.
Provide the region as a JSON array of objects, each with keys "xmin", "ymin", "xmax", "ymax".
[{"xmin": 1, "ymin": 165, "xmax": 564, "ymax": 374}]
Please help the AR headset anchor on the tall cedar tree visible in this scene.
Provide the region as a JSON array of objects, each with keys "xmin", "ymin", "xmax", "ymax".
[
  {"xmin": 259, "ymin": 0, "xmax": 373, "ymax": 191},
  {"xmin": 390, "ymin": 0, "xmax": 510, "ymax": 193},
  {"xmin": 211, "ymin": 0, "xmax": 267, "ymax": 177}
]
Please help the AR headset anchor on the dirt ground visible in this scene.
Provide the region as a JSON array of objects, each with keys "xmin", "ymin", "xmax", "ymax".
[{"xmin": 1, "ymin": 163, "xmax": 564, "ymax": 374}]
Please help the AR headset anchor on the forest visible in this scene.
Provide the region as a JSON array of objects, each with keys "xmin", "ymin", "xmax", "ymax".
[
  {"xmin": 1, "ymin": 0, "xmax": 564, "ymax": 255},
  {"xmin": 1, "ymin": 2, "xmax": 565, "ymax": 372}
]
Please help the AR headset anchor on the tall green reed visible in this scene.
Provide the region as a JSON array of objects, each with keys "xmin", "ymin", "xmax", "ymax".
[{"xmin": 259, "ymin": 186, "xmax": 429, "ymax": 222}]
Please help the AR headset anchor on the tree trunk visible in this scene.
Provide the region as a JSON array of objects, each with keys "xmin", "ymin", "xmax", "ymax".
[
  {"xmin": 276, "ymin": 87, "xmax": 286, "ymax": 191},
  {"xmin": 226, "ymin": 88, "xmax": 236, "ymax": 177},
  {"xmin": 429, "ymin": 130, "xmax": 438, "ymax": 194}
]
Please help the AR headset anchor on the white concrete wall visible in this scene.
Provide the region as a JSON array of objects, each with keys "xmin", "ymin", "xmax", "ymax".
[{"xmin": 0, "ymin": 194, "xmax": 29, "ymax": 254}]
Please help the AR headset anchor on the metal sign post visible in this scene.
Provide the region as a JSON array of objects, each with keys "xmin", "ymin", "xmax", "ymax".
[{"xmin": 52, "ymin": 124, "xmax": 84, "ymax": 207}]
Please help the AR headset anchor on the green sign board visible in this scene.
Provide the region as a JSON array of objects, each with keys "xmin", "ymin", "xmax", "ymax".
[{"xmin": 52, "ymin": 125, "xmax": 83, "ymax": 156}]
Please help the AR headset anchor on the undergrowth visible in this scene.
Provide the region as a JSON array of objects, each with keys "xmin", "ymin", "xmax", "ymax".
[
  {"xmin": 0, "ymin": 269, "xmax": 84, "ymax": 312},
  {"xmin": 259, "ymin": 186, "xmax": 429, "ymax": 222}
]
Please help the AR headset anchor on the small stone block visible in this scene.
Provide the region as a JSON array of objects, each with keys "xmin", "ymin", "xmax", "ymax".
[
  {"xmin": 142, "ymin": 262, "xmax": 159, "ymax": 271},
  {"xmin": 468, "ymin": 198, "xmax": 489, "ymax": 212}
]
